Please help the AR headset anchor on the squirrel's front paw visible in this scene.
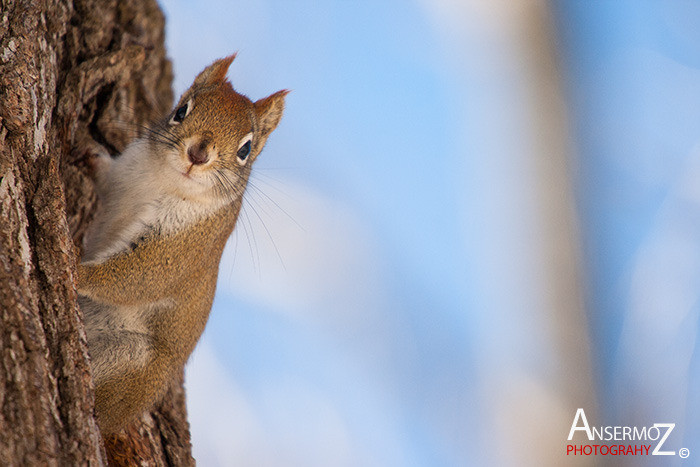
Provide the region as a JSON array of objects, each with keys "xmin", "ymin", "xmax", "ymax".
[
  {"xmin": 81, "ymin": 148, "xmax": 113, "ymax": 188},
  {"xmin": 87, "ymin": 151, "xmax": 112, "ymax": 179}
]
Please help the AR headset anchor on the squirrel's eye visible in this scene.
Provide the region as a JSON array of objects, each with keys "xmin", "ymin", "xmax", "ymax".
[
  {"xmin": 170, "ymin": 99, "xmax": 193, "ymax": 125},
  {"xmin": 173, "ymin": 105, "xmax": 188, "ymax": 123},
  {"xmin": 237, "ymin": 140, "xmax": 251, "ymax": 164}
]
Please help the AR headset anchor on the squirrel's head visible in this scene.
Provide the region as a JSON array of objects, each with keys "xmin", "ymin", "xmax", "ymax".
[{"xmin": 148, "ymin": 54, "xmax": 287, "ymax": 203}]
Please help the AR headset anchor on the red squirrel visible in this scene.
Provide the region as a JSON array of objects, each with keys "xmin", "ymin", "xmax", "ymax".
[{"xmin": 78, "ymin": 54, "xmax": 287, "ymax": 433}]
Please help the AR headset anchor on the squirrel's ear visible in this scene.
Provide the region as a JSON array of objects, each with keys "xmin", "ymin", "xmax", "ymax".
[
  {"xmin": 254, "ymin": 90, "xmax": 289, "ymax": 147},
  {"xmin": 193, "ymin": 54, "xmax": 237, "ymax": 87}
]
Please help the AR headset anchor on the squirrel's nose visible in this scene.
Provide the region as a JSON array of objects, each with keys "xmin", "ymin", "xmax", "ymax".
[{"xmin": 187, "ymin": 140, "xmax": 209, "ymax": 165}]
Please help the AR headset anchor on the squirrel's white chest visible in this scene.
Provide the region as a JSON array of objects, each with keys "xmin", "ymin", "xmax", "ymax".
[
  {"xmin": 89, "ymin": 195, "xmax": 216, "ymax": 261},
  {"xmin": 83, "ymin": 142, "xmax": 225, "ymax": 262},
  {"xmin": 152, "ymin": 196, "xmax": 216, "ymax": 234}
]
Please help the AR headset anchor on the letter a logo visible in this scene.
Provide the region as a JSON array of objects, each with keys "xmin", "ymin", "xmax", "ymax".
[{"xmin": 568, "ymin": 408, "xmax": 593, "ymax": 441}]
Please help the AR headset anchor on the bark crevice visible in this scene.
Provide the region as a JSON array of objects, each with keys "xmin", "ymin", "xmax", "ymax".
[{"xmin": 0, "ymin": 1, "xmax": 192, "ymax": 465}]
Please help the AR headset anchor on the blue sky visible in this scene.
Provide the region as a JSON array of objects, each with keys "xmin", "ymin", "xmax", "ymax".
[{"xmin": 159, "ymin": 1, "xmax": 700, "ymax": 465}]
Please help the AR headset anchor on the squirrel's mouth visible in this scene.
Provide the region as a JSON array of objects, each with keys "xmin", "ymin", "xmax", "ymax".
[
  {"xmin": 175, "ymin": 163, "xmax": 195, "ymax": 180},
  {"xmin": 178, "ymin": 164, "xmax": 209, "ymax": 189},
  {"xmin": 180, "ymin": 170, "xmax": 200, "ymax": 182},
  {"xmin": 180, "ymin": 160, "xmax": 202, "ymax": 178}
]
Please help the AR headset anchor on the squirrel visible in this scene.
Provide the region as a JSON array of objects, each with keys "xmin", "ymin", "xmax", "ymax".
[{"xmin": 76, "ymin": 54, "xmax": 287, "ymax": 434}]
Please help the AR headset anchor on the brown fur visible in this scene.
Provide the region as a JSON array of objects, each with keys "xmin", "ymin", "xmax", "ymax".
[{"xmin": 77, "ymin": 55, "xmax": 286, "ymax": 433}]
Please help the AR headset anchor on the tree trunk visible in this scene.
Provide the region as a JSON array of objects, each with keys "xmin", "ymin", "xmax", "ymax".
[{"xmin": 0, "ymin": 0, "xmax": 194, "ymax": 464}]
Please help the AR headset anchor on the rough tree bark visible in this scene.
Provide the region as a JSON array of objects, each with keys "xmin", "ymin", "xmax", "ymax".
[{"xmin": 0, "ymin": 0, "xmax": 194, "ymax": 465}]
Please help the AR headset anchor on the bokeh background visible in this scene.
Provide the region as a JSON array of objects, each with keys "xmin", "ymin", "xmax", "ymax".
[{"xmin": 159, "ymin": 1, "xmax": 700, "ymax": 465}]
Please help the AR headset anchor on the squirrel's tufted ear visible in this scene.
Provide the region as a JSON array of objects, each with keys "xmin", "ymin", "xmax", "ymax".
[
  {"xmin": 193, "ymin": 54, "xmax": 237, "ymax": 87},
  {"xmin": 253, "ymin": 90, "xmax": 289, "ymax": 151}
]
